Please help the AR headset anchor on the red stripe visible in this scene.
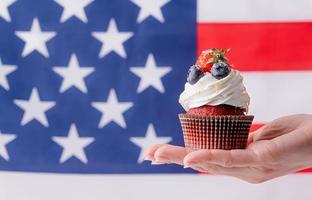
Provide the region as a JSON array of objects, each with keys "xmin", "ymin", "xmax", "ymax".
[
  {"xmin": 298, "ymin": 168, "xmax": 312, "ymax": 173},
  {"xmin": 197, "ymin": 22, "xmax": 312, "ymax": 71},
  {"xmin": 250, "ymin": 124, "xmax": 263, "ymax": 132}
]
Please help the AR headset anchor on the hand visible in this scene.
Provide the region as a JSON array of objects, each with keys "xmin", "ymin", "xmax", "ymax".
[{"xmin": 145, "ymin": 114, "xmax": 312, "ymax": 183}]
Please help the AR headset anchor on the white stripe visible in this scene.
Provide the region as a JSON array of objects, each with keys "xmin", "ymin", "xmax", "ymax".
[
  {"xmin": 197, "ymin": 0, "xmax": 312, "ymax": 22},
  {"xmin": 243, "ymin": 71, "xmax": 312, "ymax": 123},
  {"xmin": 0, "ymin": 172, "xmax": 312, "ymax": 200}
]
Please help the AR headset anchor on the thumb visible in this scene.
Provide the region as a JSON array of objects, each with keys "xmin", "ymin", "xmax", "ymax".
[
  {"xmin": 248, "ymin": 125, "xmax": 265, "ymax": 144},
  {"xmin": 248, "ymin": 121, "xmax": 287, "ymax": 143}
]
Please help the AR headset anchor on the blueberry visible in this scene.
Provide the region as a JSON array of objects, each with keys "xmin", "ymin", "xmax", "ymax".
[
  {"xmin": 187, "ymin": 65, "xmax": 204, "ymax": 85},
  {"xmin": 211, "ymin": 62, "xmax": 230, "ymax": 80}
]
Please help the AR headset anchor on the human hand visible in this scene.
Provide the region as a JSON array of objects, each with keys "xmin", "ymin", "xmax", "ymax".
[{"xmin": 145, "ymin": 114, "xmax": 312, "ymax": 183}]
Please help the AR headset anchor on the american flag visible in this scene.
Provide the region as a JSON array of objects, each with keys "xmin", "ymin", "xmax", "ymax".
[{"xmin": 0, "ymin": 0, "xmax": 312, "ymax": 199}]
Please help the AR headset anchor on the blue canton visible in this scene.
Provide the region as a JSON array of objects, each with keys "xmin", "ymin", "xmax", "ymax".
[{"xmin": 0, "ymin": 0, "xmax": 197, "ymax": 173}]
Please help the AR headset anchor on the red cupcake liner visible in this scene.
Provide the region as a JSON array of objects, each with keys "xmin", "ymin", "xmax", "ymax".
[{"xmin": 178, "ymin": 114, "xmax": 254, "ymax": 150}]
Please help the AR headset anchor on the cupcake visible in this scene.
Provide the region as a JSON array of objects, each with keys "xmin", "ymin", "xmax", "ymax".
[{"xmin": 178, "ymin": 48, "xmax": 254, "ymax": 150}]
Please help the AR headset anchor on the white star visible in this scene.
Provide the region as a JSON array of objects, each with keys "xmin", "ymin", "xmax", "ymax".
[
  {"xmin": 54, "ymin": 0, "xmax": 94, "ymax": 23},
  {"xmin": 91, "ymin": 89, "xmax": 133, "ymax": 129},
  {"xmin": 53, "ymin": 54, "xmax": 94, "ymax": 93},
  {"xmin": 0, "ymin": 130, "xmax": 16, "ymax": 161},
  {"xmin": 14, "ymin": 88, "xmax": 56, "ymax": 127},
  {"xmin": 0, "ymin": 58, "xmax": 17, "ymax": 91},
  {"xmin": 92, "ymin": 19, "xmax": 133, "ymax": 58},
  {"xmin": 130, "ymin": 54, "xmax": 171, "ymax": 93},
  {"xmin": 130, "ymin": 124, "xmax": 172, "ymax": 163},
  {"xmin": 0, "ymin": 0, "xmax": 16, "ymax": 22},
  {"xmin": 52, "ymin": 124, "xmax": 94, "ymax": 164},
  {"xmin": 15, "ymin": 18, "xmax": 56, "ymax": 58},
  {"xmin": 130, "ymin": 0, "xmax": 170, "ymax": 23}
]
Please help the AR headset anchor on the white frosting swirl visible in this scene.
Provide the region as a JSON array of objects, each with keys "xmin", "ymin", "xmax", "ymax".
[{"xmin": 179, "ymin": 69, "xmax": 250, "ymax": 112}]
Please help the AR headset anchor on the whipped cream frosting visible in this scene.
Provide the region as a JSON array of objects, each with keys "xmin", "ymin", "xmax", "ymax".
[{"xmin": 179, "ymin": 69, "xmax": 250, "ymax": 112}]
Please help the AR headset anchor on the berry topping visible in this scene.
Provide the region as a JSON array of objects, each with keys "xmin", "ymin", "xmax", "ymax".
[
  {"xmin": 211, "ymin": 61, "xmax": 231, "ymax": 80},
  {"xmin": 196, "ymin": 48, "xmax": 230, "ymax": 72},
  {"xmin": 187, "ymin": 65, "xmax": 204, "ymax": 85}
]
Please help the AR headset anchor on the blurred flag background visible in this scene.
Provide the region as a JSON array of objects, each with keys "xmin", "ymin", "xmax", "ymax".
[{"xmin": 0, "ymin": 0, "xmax": 312, "ymax": 199}]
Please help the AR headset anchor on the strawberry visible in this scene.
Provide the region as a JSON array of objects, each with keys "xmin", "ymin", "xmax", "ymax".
[
  {"xmin": 195, "ymin": 50, "xmax": 214, "ymax": 72},
  {"xmin": 196, "ymin": 48, "xmax": 230, "ymax": 72}
]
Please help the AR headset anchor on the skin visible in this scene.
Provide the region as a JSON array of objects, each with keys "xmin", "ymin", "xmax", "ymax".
[{"xmin": 145, "ymin": 114, "xmax": 312, "ymax": 183}]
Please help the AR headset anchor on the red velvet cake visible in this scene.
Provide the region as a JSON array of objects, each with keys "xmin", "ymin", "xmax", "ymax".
[{"xmin": 178, "ymin": 48, "xmax": 254, "ymax": 150}]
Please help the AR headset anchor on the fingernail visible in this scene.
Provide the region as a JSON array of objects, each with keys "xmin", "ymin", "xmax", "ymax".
[
  {"xmin": 151, "ymin": 161, "xmax": 164, "ymax": 165},
  {"xmin": 144, "ymin": 155, "xmax": 154, "ymax": 161}
]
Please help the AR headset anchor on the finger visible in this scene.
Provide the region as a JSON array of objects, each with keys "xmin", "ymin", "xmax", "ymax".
[
  {"xmin": 154, "ymin": 144, "xmax": 188, "ymax": 165},
  {"xmin": 248, "ymin": 126, "xmax": 265, "ymax": 144},
  {"xmin": 247, "ymin": 133, "xmax": 253, "ymax": 145},
  {"xmin": 184, "ymin": 149, "xmax": 258, "ymax": 167},
  {"xmin": 251, "ymin": 119, "xmax": 293, "ymax": 142},
  {"xmin": 144, "ymin": 144, "xmax": 167, "ymax": 161}
]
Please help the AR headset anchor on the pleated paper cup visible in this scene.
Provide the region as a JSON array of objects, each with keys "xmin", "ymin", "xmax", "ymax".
[{"xmin": 178, "ymin": 114, "xmax": 254, "ymax": 150}]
